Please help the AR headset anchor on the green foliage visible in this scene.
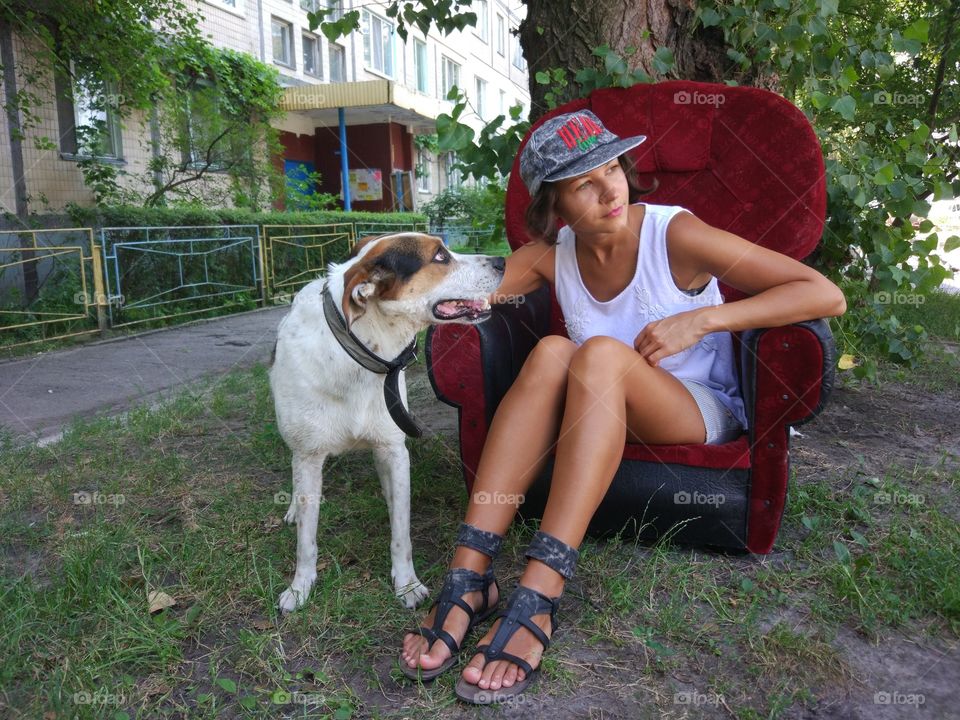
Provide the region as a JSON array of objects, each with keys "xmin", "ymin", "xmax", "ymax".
[
  {"xmin": 699, "ymin": 0, "xmax": 959, "ymax": 378},
  {"xmin": 0, "ymin": 1, "xmax": 285, "ymax": 210},
  {"xmin": 308, "ymin": 1, "xmax": 477, "ymax": 43}
]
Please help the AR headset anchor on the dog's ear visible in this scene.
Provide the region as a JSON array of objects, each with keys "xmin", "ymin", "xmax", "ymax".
[{"xmin": 341, "ymin": 261, "xmax": 396, "ymax": 326}]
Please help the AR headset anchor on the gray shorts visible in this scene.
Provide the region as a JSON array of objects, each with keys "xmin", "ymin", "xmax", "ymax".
[{"xmin": 679, "ymin": 379, "xmax": 745, "ymax": 445}]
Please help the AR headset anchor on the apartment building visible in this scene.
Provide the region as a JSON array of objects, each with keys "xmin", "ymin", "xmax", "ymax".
[{"xmin": 0, "ymin": 1, "xmax": 531, "ymax": 216}]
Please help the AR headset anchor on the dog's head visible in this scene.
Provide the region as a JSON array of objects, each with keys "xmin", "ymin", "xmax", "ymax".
[{"xmin": 339, "ymin": 233, "xmax": 505, "ymax": 328}]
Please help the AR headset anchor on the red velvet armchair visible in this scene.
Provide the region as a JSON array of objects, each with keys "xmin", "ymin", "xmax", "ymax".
[{"xmin": 426, "ymin": 80, "xmax": 836, "ymax": 554}]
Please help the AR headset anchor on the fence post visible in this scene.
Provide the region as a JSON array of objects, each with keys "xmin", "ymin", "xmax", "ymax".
[
  {"xmin": 89, "ymin": 233, "xmax": 109, "ymax": 338},
  {"xmin": 258, "ymin": 225, "xmax": 269, "ymax": 306}
]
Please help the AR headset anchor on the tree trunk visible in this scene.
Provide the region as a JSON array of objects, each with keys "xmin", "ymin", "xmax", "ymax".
[{"xmin": 520, "ymin": 0, "xmax": 778, "ymax": 122}]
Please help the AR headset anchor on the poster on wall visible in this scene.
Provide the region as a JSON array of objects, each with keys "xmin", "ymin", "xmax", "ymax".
[{"xmin": 348, "ymin": 169, "xmax": 383, "ymax": 201}]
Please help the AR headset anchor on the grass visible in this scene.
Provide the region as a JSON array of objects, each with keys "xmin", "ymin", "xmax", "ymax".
[{"xmin": 1, "ymin": 297, "xmax": 959, "ymax": 719}]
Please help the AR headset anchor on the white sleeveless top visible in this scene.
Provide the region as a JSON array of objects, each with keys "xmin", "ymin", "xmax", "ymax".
[{"xmin": 554, "ymin": 203, "xmax": 748, "ymax": 429}]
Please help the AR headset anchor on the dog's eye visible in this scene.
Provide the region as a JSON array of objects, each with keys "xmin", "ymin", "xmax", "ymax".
[{"xmin": 432, "ymin": 249, "xmax": 449, "ymax": 263}]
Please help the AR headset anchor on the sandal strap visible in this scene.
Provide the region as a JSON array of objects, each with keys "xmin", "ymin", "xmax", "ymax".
[
  {"xmin": 480, "ymin": 585, "xmax": 559, "ymax": 667},
  {"xmin": 473, "ymin": 644, "xmax": 535, "ymax": 677},
  {"xmin": 456, "ymin": 522, "xmax": 503, "ymax": 560},
  {"xmin": 416, "ymin": 566, "xmax": 498, "ymax": 655},
  {"xmin": 524, "ymin": 530, "xmax": 579, "ymax": 580}
]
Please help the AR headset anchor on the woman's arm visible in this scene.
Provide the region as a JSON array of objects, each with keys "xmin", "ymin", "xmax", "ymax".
[
  {"xmin": 487, "ymin": 241, "xmax": 555, "ymax": 304},
  {"xmin": 635, "ymin": 212, "xmax": 846, "ymax": 365}
]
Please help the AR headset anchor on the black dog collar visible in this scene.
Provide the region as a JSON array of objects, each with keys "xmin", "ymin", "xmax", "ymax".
[{"xmin": 322, "ymin": 282, "xmax": 424, "ymax": 438}]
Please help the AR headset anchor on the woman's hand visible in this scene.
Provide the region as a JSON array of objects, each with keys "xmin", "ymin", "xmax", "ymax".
[{"xmin": 634, "ymin": 308, "xmax": 712, "ymax": 367}]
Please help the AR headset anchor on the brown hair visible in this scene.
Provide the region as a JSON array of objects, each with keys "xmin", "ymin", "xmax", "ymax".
[{"xmin": 523, "ymin": 154, "xmax": 658, "ymax": 245}]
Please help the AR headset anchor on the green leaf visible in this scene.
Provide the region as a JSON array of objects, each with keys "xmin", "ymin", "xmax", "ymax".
[
  {"xmin": 872, "ymin": 164, "xmax": 896, "ymax": 185},
  {"xmin": 945, "ymin": 236, "xmax": 960, "ymax": 253},
  {"xmin": 700, "ymin": 8, "xmax": 722, "ymax": 27},
  {"xmin": 740, "ymin": 577, "xmax": 756, "ymax": 592},
  {"xmin": 810, "ymin": 91, "xmax": 832, "ymax": 110},
  {"xmin": 334, "ymin": 706, "xmax": 353, "ymax": 720},
  {"xmin": 833, "ymin": 540, "xmax": 851, "ymax": 564},
  {"xmin": 239, "ymin": 696, "xmax": 257, "ymax": 710},
  {"xmin": 819, "ymin": 0, "xmax": 838, "ymax": 17},
  {"xmin": 653, "ymin": 47, "xmax": 675, "ymax": 74},
  {"xmin": 831, "ymin": 95, "xmax": 856, "ymax": 121},
  {"xmin": 903, "ymin": 19, "xmax": 929, "ymax": 43},
  {"xmin": 216, "ymin": 678, "xmax": 237, "ymax": 693},
  {"xmin": 534, "ymin": 70, "xmax": 551, "ymax": 85}
]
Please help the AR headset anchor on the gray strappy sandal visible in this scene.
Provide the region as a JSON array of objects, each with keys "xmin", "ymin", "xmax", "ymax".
[
  {"xmin": 454, "ymin": 530, "xmax": 579, "ymax": 704},
  {"xmin": 399, "ymin": 523, "xmax": 502, "ymax": 681}
]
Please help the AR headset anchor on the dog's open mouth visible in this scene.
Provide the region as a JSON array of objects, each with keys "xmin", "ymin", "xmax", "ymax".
[{"xmin": 432, "ymin": 298, "xmax": 492, "ymax": 322}]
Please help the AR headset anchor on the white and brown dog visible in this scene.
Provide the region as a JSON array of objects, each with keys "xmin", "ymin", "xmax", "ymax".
[{"xmin": 270, "ymin": 233, "xmax": 504, "ymax": 613}]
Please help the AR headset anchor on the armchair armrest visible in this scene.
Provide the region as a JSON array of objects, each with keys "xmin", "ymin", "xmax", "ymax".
[
  {"xmin": 426, "ymin": 285, "xmax": 552, "ymax": 490},
  {"xmin": 738, "ymin": 318, "xmax": 837, "ymax": 552}
]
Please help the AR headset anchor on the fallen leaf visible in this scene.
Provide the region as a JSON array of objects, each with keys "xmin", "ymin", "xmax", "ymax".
[
  {"xmin": 251, "ymin": 618, "xmax": 273, "ymax": 631},
  {"xmin": 838, "ymin": 353, "xmax": 857, "ymax": 370},
  {"xmin": 148, "ymin": 590, "xmax": 176, "ymax": 614}
]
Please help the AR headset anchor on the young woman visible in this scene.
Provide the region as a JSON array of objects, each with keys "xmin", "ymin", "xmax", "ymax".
[{"xmin": 399, "ymin": 110, "xmax": 846, "ymax": 704}]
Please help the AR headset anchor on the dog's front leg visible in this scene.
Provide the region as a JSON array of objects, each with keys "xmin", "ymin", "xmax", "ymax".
[
  {"xmin": 373, "ymin": 444, "xmax": 429, "ymax": 608},
  {"xmin": 278, "ymin": 453, "xmax": 325, "ymax": 613}
]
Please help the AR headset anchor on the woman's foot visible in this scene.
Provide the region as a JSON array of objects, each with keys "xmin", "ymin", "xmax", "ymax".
[
  {"xmin": 400, "ymin": 575, "xmax": 500, "ymax": 672},
  {"xmin": 460, "ymin": 601, "xmax": 553, "ymax": 690}
]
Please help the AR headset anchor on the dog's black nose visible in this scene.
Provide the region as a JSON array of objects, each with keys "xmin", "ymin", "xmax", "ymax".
[{"xmin": 489, "ymin": 256, "xmax": 506, "ymax": 273}]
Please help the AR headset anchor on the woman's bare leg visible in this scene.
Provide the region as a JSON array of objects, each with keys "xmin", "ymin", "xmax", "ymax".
[
  {"xmin": 461, "ymin": 335, "xmax": 707, "ymax": 690},
  {"xmin": 401, "ymin": 336, "xmax": 578, "ymax": 670}
]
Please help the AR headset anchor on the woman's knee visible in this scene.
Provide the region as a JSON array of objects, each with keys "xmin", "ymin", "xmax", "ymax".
[
  {"xmin": 517, "ymin": 335, "xmax": 578, "ymax": 388},
  {"xmin": 567, "ymin": 336, "xmax": 651, "ymax": 389}
]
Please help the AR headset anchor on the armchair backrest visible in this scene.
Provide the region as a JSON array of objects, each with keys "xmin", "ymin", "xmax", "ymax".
[{"xmin": 504, "ymin": 81, "xmax": 826, "ymax": 302}]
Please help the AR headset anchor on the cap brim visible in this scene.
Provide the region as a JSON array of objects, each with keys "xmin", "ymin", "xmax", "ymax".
[{"xmin": 542, "ymin": 135, "xmax": 647, "ymax": 185}]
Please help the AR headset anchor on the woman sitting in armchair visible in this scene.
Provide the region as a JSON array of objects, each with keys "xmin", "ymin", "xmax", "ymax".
[{"xmin": 399, "ymin": 109, "xmax": 846, "ymax": 704}]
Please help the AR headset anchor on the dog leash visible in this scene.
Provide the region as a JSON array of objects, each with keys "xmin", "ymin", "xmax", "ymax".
[{"xmin": 321, "ymin": 282, "xmax": 425, "ymax": 438}]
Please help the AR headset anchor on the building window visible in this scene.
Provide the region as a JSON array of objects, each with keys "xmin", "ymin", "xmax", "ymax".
[
  {"xmin": 496, "ymin": 14, "xmax": 505, "ymax": 56},
  {"xmin": 300, "ymin": 0, "xmax": 318, "ymax": 11},
  {"xmin": 441, "ymin": 56, "xmax": 460, "ymax": 98},
  {"xmin": 214, "ymin": 0, "xmax": 242, "ymax": 8},
  {"xmin": 416, "ymin": 149, "xmax": 431, "ymax": 192},
  {"xmin": 511, "ymin": 32, "xmax": 527, "ymax": 70},
  {"xmin": 302, "ymin": 33, "xmax": 322, "ymax": 77},
  {"xmin": 414, "ymin": 39, "xmax": 428, "ymax": 93},
  {"xmin": 59, "ymin": 75, "xmax": 123, "ymax": 159},
  {"xmin": 362, "ymin": 9, "xmax": 394, "ymax": 77},
  {"xmin": 324, "ymin": 0, "xmax": 342, "ymax": 21},
  {"xmin": 443, "ymin": 151, "xmax": 462, "ymax": 188},
  {"xmin": 499, "ymin": 89, "xmax": 506, "ymax": 115},
  {"xmin": 475, "ymin": 0, "xmax": 488, "ymax": 42},
  {"xmin": 329, "ymin": 43, "xmax": 346, "ymax": 81},
  {"xmin": 272, "ymin": 17, "xmax": 294, "ymax": 67},
  {"xmin": 474, "ymin": 77, "xmax": 486, "ymax": 121}
]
